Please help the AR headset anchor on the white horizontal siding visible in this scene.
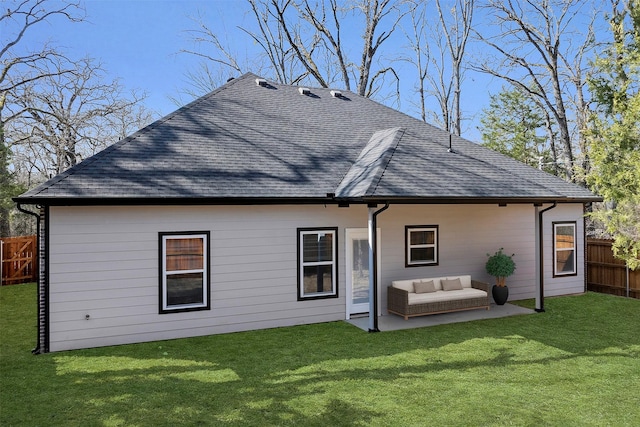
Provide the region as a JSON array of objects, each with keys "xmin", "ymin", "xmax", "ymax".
[
  {"xmin": 48, "ymin": 205, "xmax": 365, "ymax": 352},
  {"xmin": 51, "ymin": 313, "xmax": 343, "ymax": 351},
  {"xmin": 47, "ymin": 202, "xmax": 586, "ymax": 351},
  {"xmin": 542, "ymin": 204, "xmax": 586, "ymax": 297}
]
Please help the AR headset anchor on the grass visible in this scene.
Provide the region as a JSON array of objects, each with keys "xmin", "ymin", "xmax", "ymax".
[{"xmin": 1, "ymin": 284, "xmax": 639, "ymax": 426}]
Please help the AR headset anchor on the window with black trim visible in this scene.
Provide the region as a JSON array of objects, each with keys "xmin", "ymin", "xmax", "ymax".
[
  {"xmin": 553, "ymin": 222, "xmax": 577, "ymax": 277},
  {"xmin": 406, "ymin": 225, "xmax": 439, "ymax": 267},
  {"xmin": 159, "ymin": 231, "xmax": 210, "ymax": 313},
  {"xmin": 297, "ymin": 228, "xmax": 338, "ymax": 300}
]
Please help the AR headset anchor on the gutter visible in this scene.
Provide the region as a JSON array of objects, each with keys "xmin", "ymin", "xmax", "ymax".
[
  {"xmin": 368, "ymin": 202, "xmax": 389, "ymax": 332},
  {"xmin": 537, "ymin": 202, "xmax": 557, "ymax": 313},
  {"xmin": 16, "ymin": 204, "xmax": 42, "ymax": 354},
  {"xmin": 12, "ymin": 195, "xmax": 602, "ymax": 207}
]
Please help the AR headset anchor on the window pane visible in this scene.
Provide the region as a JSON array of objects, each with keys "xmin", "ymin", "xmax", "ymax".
[
  {"xmin": 166, "ymin": 273, "xmax": 204, "ymax": 306},
  {"xmin": 166, "ymin": 238, "xmax": 204, "ymax": 271},
  {"xmin": 555, "ymin": 226, "xmax": 575, "ymax": 249},
  {"xmin": 303, "ymin": 233, "xmax": 334, "ymax": 262},
  {"xmin": 352, "ymin": 239, "xmax": 369, "ymax": 305},
  {"xmin": 556, "ymin": 250, "xmax": 575, "ymax": 273},
  {"xmin": 302, "ymin": 265, "xmax": 333, "ymax": 294},
  {"xmin": 410, "ymin": 230, "xmax": 434, "ymax": 245},
  {"xmin": 411, "ymin": 247, "xmax": 435, "ymax": 263}
]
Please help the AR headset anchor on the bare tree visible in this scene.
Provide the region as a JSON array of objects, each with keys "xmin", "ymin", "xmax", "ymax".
[
  {"xmin": 0, "ymin": 0, "xmax": 83, "ymax": 236},
  {"xmin": 560, "ymin": 11, "xmax": 597, "ymax": 182},
  {"xmin": 1, "ymin": 1, "xmax": 84, "ymax": 126},
  {"xmin": 181, "ymin": 0, "xmax": 406, "ymax": 101},
  {"xmin": 402, "ymin": 0, "xmax": 474, "ymax": 134},
  {"xmin": 265, "ymin": 0, "xmax": 406, "ymax": 97},
  {"xmin": 177, "ymin": 0, "xmax": 311, "ymax": 102},
  {"xmin": 436, "ymin": 0, "xmax": 474, "ymax": 135},
  {"xmin": 402, "ymin": 1, "xmax": 430, "ymax": 122},
  {"xmin": 7, "ymin": 56, "xmax": 153, "ymax": 180},
  {"xmin": 474, "ymin": 0, "xmax": 596, "ymax": 183}
]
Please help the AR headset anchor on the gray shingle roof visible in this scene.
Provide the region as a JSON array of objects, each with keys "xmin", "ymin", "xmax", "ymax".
[{"xmin": 16, "ymin": 72, "xmax": 599, "ymax": 204}]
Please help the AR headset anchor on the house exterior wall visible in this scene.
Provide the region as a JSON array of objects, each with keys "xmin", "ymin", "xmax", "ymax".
[
  {"xmin": 541, "ymin": 204, "xmax": 586, "ymax": 297},
  {"xmin": 376, "ymin": 203, "xmax": 585, "ymax": 304},
  {"xmin": 47, "ymin": 203, "xmax": 585, "ymax": 351}
]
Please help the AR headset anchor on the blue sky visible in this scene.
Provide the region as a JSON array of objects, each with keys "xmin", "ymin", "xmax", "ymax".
[{"xmin": 33, "ymin": 0, "xmax": 240, "ymax": 116}]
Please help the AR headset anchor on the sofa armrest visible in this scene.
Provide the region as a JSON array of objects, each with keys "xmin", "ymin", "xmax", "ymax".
[
  {"xmin": 471, "ymin": 280, "xmax": 491, "ymax": 293},
  {"xmin": 387, "ymin": 285, "xmax": 409, "ymax": 313}
]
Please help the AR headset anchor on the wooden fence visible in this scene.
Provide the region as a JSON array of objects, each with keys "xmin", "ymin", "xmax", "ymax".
[
  {"xmin": 587, "ymin": 239, "xmax": 640, "ymax": 299},
  {"xmin": 1, "ymin": 235, "xmax": 37, "ymax": 286}
]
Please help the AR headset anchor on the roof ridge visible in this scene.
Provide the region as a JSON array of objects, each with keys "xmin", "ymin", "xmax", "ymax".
[
  {"xmin": 334, "ymin": 127, "xmax": 404, "ymax": 198},
  {"xmin": 366, "ymin": 128, "xmax": 404, "ymax": 196}
]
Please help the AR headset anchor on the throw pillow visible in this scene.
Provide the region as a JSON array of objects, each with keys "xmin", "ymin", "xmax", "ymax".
[
  {"xmin": 414, "ymin": 280, "xmax": 436, "ymax": 294},
  {"xmin": 441, "ymin": 278, "xmax": 463, "ymax": 291}
]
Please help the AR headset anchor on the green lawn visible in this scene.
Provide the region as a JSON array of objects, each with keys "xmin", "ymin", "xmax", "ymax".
[{"xmin": 1, "ymin": 284, "xmax": 639, "ymax": 426}]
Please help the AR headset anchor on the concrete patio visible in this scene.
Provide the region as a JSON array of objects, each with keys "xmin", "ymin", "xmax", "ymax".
[{"xmin": 346, "ymin": 303, "xmax": 535, "ymax": 332}]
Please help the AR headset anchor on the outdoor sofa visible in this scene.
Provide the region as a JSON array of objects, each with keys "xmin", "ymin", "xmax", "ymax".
[{"xmin": 387, "ymin": 275, "xmax": 491, "ymax": 320}]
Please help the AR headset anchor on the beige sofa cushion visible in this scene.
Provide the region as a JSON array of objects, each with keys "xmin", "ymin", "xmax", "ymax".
[
  {"xmin": 451, "ymin": 275, "xmax": 472, "ymax": 288},
  {"xmin": 392, "ymin": 278, "xmax": 443, "ymax": 292},
  {"xmin": 408, "ymin": 288, "xmax": 487, "ymax": 305},
  {"xmin": 441, "ymin": 278, "xmax": 464, "ymax": 291},
  {"xmin": 413, "ymin": 280, "xmax": 436, "ymax": 293},
  {"xmin": 393, "ymin": 276, "xmax": 473, "ymax": 292}
]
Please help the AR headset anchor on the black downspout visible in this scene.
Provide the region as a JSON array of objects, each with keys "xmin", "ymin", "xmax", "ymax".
[
  {"xmin": 369, "ymin": 202, "xmax": 389, "ymax": 333},
  {"xmin": 43, "ymin": 205, "xmax": 50, "ymax": 353},
  {"xmin": 537, "ymin": 202, "xmax": 557, "ymax": 313},
  {"xmin": 583, "ymin": 203, "xmax": 590, "ymax": 294},
  {"xmin": 16, "ymin": 203, "xmax": 42, "ymax": 354}
]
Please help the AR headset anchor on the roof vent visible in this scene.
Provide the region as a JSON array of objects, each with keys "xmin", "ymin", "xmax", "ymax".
[
  {"xmin": 330, "ymin": 90, "xmax": 342, "ymax": 98},
  {"xmin": 447, "ymin": 133, "xmax": 456, "ymax": 153},
  {"xmin": 298, "ymin": 87, "xmax": 310, "ymax": 95},
  {"xmin": 255, "ymin": 78, "xmax": 267, "ymax": 87}
]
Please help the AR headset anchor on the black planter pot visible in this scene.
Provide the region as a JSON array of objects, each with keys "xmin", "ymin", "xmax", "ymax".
[{"xmin": 492, "ymin": 285, "xmax": 509, "ymax": 305}]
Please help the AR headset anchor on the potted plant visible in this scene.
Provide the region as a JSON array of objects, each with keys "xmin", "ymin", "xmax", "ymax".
[{"xmin": 485, "ymin": 248, "xmax": 516, "ymax": 305}]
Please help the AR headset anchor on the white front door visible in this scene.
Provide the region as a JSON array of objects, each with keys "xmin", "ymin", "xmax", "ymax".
[{"xmin": 346, "ymin": 228, "xmax": 380, "ymax": 318}]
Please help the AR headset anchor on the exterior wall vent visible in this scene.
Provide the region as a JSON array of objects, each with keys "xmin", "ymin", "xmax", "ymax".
[
  {"xmin": 298, "ymin": 87, "xmax": 310, "ymax": 95},
  {"xmin": 330, "ymin": 90, "xmax": 342, "ymax": 98},
  {"xmin": 255, "ymin": 78, "xmax": 267, "ymax": 87}
]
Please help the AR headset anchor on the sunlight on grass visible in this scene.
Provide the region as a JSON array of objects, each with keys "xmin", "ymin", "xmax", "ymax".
[
  {"xmin": 169, "ymin": 368, "xmax": 239, "ymax": 383},
  {"xmin": 245, "ymin": 398, "xmax": 275, "ymax": 410},
  {"xmin": 214, "ymin": 408, "xmax": 244, "ymax": 423},
  {"xmin": 592, "ymin": 344, "xmax": 640, "ymax": 357},
  {"xmin": 103, "ymin": 414, "xmax": 128, "ymax": 427},
  {"xmin": 54, "ymin": 355, "xmax": 240, "ymax": 384},
  {"xmin": 54, "ymin": 355, "xmax": 216, "ymax": 374}
]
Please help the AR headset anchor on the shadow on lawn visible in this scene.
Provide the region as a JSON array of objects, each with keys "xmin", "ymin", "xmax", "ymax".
[
  {"xmin": 42, "ymin": 293, "xmax": 639, "ymax": 426},
  {"xmin": 51, "ymin": 351, "xmax": 384, "ymax": 426}
]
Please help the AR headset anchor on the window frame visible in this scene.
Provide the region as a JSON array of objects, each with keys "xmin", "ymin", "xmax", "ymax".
[
  {"xmin": 297, "ymin": 227, "xmax": 339, "ymax": 301},
  {"xmin": 159, "ymin": 231, "xmax": 211, "ymax": 314},
  {"xmin": 405, "ymin": 225, "xmax": 439, "ymax": 267},
  {"xmin": 552, "ymin": 221, "xmax": 577, "ymax": 277}
]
